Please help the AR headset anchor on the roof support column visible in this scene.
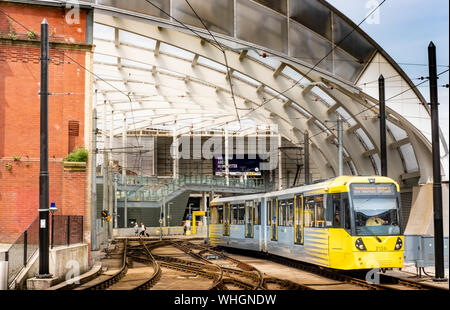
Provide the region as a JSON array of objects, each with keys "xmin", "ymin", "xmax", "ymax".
[
  {"xmin": 108, "ymin": 109, "xmax": 114, "ymax": 235},
  {"xmin": 278, "ymin": 134, "xmax": 282, "ymax": 190},
  {"xmin": 224, "ymin": 128, "xmax": 230, "ymax": 186},
  {"xmin": 337, "ymin": 116, "xmax": 344, "ymax": 176},
  {"xmin": 172, "ymin": 123, "xmax": 179, "ymax": 179},
  {"xmin": 304, "ymin": 130, "xmax": 310, "ymax": 185},
  {"xmin": 122, "ymin": 114, "xmax": 127, "ymax": 228}
]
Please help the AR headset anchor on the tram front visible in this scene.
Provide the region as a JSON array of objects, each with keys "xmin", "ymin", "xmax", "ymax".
[{"xmin": 347, "ymin": 178, "xmax": 404, "ymax": 270}]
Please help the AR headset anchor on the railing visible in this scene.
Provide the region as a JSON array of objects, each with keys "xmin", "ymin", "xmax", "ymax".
[
  {"xmin": 51, "ymin": 215, "xmax": 84, "ymax": 248},
  {"xmin": 1, "ymin": 215, "xmax": 84, "ymax": 287},
  {"xmin": 116, "ymin": 174, "xmax": 266, "ymax": 202},
  {"xmin": 3, "ymin": 216, "xmax": 39, "ymax": 286}
]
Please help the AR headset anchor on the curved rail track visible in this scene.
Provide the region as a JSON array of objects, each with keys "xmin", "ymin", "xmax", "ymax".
[
  {"xmin": 60, "ymin": 238, "xmax": 445, "ymax": 291},
  {"xmin": 217, "ymin": 246, "xmax": 448, "ymax": 291},
  {"xmin": 64, "ymin": 238, "xmax": 306, "ymax": 291}
]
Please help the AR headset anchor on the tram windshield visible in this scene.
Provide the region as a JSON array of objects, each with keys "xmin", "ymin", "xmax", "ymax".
[{"xmin": 350, "ymin": 183, "xmax": 401, "ymax": 236}]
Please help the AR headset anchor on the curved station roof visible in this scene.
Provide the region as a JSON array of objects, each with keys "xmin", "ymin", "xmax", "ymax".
[{"xmin": 38, "ymin": 0, "xmax": 450, "ymax": 185}]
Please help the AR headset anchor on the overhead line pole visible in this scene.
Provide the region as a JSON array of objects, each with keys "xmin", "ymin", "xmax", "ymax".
[
  {"xmin": 428, "ymin": 42, "xmax": 446, "ymax": 282},
  {"xmin": 378, "ymin": 75, "xmax": 387, "ymax": 177},
  {"xmin": 38, "ymin": 19, "xmax": 51, "ymax": 278}
]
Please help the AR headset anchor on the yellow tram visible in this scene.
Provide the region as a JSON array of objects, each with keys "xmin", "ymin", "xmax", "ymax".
[{"xmin": 209, "ymin": 176, "xmax": 404, "ymax": 270}]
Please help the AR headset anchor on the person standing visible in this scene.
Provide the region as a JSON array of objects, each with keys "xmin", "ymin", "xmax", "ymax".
[
  {"xmin": 134, "ymin": 222, "xmax": 139, "ymax": 236},
  {"xmin": 140, "ymin": 222, "xmax": 147, "ymax": 237}
]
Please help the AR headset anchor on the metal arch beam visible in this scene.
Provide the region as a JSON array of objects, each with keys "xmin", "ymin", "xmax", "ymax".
[
  {"xmin": 92, "ymin": 15, "xmax": 390, "ymax": 177},
  {"xmin": 91, "ymin": 58, "xmax": 346, "ymax": 174},
  {"xmin": 318, "ymin": 85, "xmax": 405, "ymax": 178}
]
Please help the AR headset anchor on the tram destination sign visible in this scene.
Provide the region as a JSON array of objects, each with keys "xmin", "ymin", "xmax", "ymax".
[{"xmin": 350, "ymin": 183, "xmax": 396, "ymax": 196}]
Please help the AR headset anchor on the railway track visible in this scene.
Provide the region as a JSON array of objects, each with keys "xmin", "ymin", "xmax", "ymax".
[
  {"xmin": 64, "ymin": 238, "xmax": 306, "ymax": 291},
  {"xmin": 216, "ymin": 246, "xmax": 448, "ymax": 291}
]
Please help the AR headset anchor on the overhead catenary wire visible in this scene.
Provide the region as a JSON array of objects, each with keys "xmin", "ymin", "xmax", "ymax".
[
  {"xmin": 183, "ymin": 0, "xmax": 241, "ymax": 125},
  {"xmin": 305, "ymin": 68, "xmax": 450, "ymax": 143}
]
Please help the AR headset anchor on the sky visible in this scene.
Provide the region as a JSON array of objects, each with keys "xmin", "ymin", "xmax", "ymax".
[{"xmin": 327, "ymin": 0, "xmax": 449, "ymax": 145}]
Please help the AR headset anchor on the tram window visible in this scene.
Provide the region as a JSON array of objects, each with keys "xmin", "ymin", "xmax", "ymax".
[
  {"xmin": 231, "ymin": 204, "xmax": 238, "ymax": 224},
  {"xmin": 327, "ymin": 194, "xmax": 342, "ymax": 228},
  {"xmin": 343, "ymin": 196, "xmax": 351, "ymax": 230},
  {"xmin": 278, "ymin": 200, "xmax": 284, "ymax": 226},
  {"xmin": 238, "ymin": 204, "xmax": 245, "ymax": 225},
  {"xmin": 218, "ymin": 206, "xmax": 223, "ymax": 224},
  {"xmin": 315, "ymin": 196, "xmax": 325, "ymax": 227},
  {"xmin": 304, "ymin": 196, "xmax": 315, "ymax": 227},
  {"xmin": 287, "ymin": 199, "xmax": 294, "ymax": 227},
  {"xmin": 210, "ymin": 207, "xmax": 218, "ymax": 224},
  {"xmin": 255, "ymin": 201, "xmax": 261, "ymax": 225},
  {"xmin": 267, "ymin": 201, "xmax": 272, "ymax": 225}
]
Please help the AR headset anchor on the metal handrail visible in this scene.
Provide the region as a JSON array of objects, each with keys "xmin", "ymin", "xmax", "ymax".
[
  {"xmin": 4, "ymin": 215, "xmax": 39, "ymax": 286},
  {"xmin": 117, "ymin": 174, "xmax": 266, "ymax": 202}
]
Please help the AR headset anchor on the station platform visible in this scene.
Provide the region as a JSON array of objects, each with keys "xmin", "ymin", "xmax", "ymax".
[{"xmin": 386, "ymin": 264, "xmax": 449, "ymax": 289}]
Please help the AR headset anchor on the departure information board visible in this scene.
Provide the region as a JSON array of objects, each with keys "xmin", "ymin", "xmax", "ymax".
[{"xmin": 350, "ymin": 183, "xmax": 396, "ymax": 196}]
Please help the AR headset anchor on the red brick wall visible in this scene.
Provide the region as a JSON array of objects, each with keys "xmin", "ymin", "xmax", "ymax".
[{"xmin": 0, "ymin": 2, "xmax": 90, "ymax": 243}]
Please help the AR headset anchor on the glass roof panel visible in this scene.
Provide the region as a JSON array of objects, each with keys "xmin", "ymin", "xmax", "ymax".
[
  {"xmin": 281, "ymin": 66, "xmax": 309, "ymax": 87},
  {"xmin": 289, "ymin": 21, "xmax": 333, "ymax": 73},
  {"xmin": 335, "ymin": 107, "xmax": 357, "ymax": 126},
  {"xmin": 314, "ymin": 120, "xmax": 331, "ymax": 135},
  {"xmin": 291, "ymin": 103, "xmax": 312, "ymax": 118},
  {"xmin": 289, "ymin": 0, "xmax": 332, "ymax": 40},
  {"xmin": 159, "ymin": 43, "xmax": 195, "ymax": 61},
  {"xmin": 355, "ymin": 128, "xmax": 374, "ymax": 150},
  {"xmin": 253, "ymin": 0, "xmax": 287, "ymax": 15},
  {"xmin": 232, "ymin": 71, "xmax": 262, "ymax": 87},
  {"xmin": 93, "ymin": 53, "xmax": 117, "ymax": 65},
  {"xmin": 119, "ymin": 30, "xmax": 157, "ymax": 50},
  {"xmin": 310, "ymin": 86, "xmax": 336, "ymax": 106},
  {"xmin": 93, "ymin": 23, "xmax": 115, "ymax": 41},
  {"xmin": 387, "ymin": 120, "xmax": 408, "ymax": 141},
  {"xmin": 120, "ymin": 59, "xmax": 154, "ymax": 70},
  {"xmin": 197, "ymin": 56, "xmax": 227, "ymax": 73},
  {"xmin": 97, "ymin": 0, "xmax": 170, "ymax": 19},
  {"xmin": 371, "ymin": 153, "xmax": 381, "ymax": 175},
  {"xmin": 172, "ymin": 0, "xmax": 234, "ymax": 36},
  {"xmin": 332, "ymin": 13, "xmax": 376, "ymax": 63},
  {"xmin": 236, "ymin": 0, "xmax": 288, "ymax": 54},
  {"xmin": 157, "ymin": 67, "xmax": 186, "ymax": 78},
  {"xmin": 333, "ymin": 47, "xmax": 365, "ymax": 82},
  {"xmin": 246, "ymin": 49, "xmax": 282, "ymax": 70},
  {"xmin": 399, "ymin": 143, "xmax": 419, "ymax": 172}
]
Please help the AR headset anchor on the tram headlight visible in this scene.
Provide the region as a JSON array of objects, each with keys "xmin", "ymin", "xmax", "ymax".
[
  {"xmin": 395, "ymin": 237, "xmax": 403, "ymax": 250},
  {"xmin": 355, "ymin": 238, "xmax": 367, "ymax": 251}
]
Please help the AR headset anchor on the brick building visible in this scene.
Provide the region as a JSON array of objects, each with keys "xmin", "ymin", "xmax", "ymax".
[{"xmin": 0, "ymin": 1, "xmax": 93, "ymax": 243}]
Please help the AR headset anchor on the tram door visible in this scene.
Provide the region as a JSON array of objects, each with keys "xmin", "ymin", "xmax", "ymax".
[
  {"xmin": 294, "ymin": 195, "xmax": 304, "ymax": 245},
  {"xmin": 270, "ymin": 199, "xmax": 278, "ymax": 241},
  {"xmin": 245, "ymin": 200, "xmax": 254, "ymax": 238},
  {"xmin": 223, "ymin": 203, "xmax": 230, "ymax": 236}
]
